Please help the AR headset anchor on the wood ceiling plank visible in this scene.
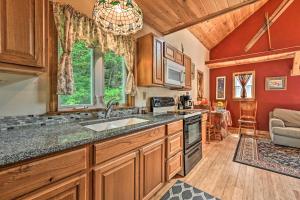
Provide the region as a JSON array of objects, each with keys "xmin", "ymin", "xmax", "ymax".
[{"xmin": 164, "ymin": 0, "xmax": 259, "ymax": 35}]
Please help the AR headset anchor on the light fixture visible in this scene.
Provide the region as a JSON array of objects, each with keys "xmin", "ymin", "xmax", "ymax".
[{"xmin": 93, "ymin": 0, "xmax": 143, "ymax": 35}]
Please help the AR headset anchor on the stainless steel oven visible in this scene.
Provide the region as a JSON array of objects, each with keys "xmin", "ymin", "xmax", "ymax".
[{"xmin": 184, "ymin": 114, "xmax": 202, "ymax": 150}]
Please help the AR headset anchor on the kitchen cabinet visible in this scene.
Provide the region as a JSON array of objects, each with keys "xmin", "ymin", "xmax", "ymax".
[
  {"xmin": 164, "ymin": 43, "xmax": 184, "ymax": 65},
  {"xmin": 137, "ymin": 33, "xmax": 164, "ymax": 86},
  {"xmin": 140, "ymin": 139, "xmax": 165, "ymax": 200},
  {"xmin": 0, "ymin": 148, "xmax": 87, "ymax": 200},
  {"xmin": 18, "ymin": 175, "xmax": 87, "ymax": 200},
  {"xmin": 0, "ymin": 120, "xmax": 183, "ymax": 200},
  {"xmin": 0, "ymin": 0, "xmax": 48, "ymax": 74},
  {"xmin": 184, "ymin": 55, "xmax": 192, "ymax": 90},
  {"xmin": 202, "ymin": 113, "xmax": 208, "ymax": 144},
  {"xmin": 165, "ymin": 120, "xmax": 184, "ymax": 181},
  {"xmin": 94, "ymin": 151, "xmax": 139, "ymax": 200}
]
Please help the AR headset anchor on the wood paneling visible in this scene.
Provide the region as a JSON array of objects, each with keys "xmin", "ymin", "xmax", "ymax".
[
  {"xmin": 94, "ymin": 125, "xmax": 165, "ymax": 165},
  {"xmin": 140, "ymin": 139, "xmax": 165, "ymax": 200},
  {"xmin": 0, "ymin": 148, "xmax": 87, "ymax": 200},
  {"xmin": 0, "ymin": 0, "xmax": 48, "ymax": 69},
  {"xmin": 94, "ymin": 151, "xmax": 139, "ymax": 200},
  {"xmin": 18, "ymin": 174, "xmax": 87, "ymax": 200},
  {"xmin": 189, "ymin": 0, "xmax": 269, "ymax": 49}
]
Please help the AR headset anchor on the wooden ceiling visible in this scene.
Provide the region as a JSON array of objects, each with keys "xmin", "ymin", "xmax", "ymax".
[
  {"xmin": 56, "ymin": 0, "xmax": 269, "ymax": 49},
  {"xmin": 189, "ymin": 0, "xmax": 269, "ymax": 49},
  {"xmin": 136, "ymin": 0, "xmax": 269, "ymax": 49}
]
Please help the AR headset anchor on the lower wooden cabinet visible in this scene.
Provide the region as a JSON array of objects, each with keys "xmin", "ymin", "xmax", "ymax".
[
  {"xmin": 140, "ymin": 139, "xmax": 165, "ymax": 200},
  {"xmin": 0, "ymin": 121, "xmax": 184, "ymax": 200},
  {"xmin": 94, "ymin": 151, "xmax": 139, "ymax": 200},
  {"xmin": 166, "ymin": 152, "xmax": 183, "ymax": 181},
  {"xmin": 19, "ymin": 174, "xmax": 87, "ymax": 200}
]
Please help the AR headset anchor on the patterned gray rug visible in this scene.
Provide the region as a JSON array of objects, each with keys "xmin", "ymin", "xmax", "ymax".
[
  {"xmin": 234, "ymin": 135, "xmax": 300, "ymax": 179},
  {"xmin": 161, "ymin": 180, "xmax": 220, "ymax": 200}
]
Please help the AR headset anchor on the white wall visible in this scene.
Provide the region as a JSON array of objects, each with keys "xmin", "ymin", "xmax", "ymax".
[
  {"xmin": 0, "ymin": 24, "xmax": 209, "ymax": 116},
  {"xmin": 135, "ymin": 24, "xmax": 210, "ymax": 108},
  {"xmin": 0, "ymin": 72, "xmax": 49, "ymax": 116}
]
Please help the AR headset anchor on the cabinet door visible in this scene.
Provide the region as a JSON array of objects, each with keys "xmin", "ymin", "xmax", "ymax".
[
  {"xmin": 184, "ymin": 55, "xmax": 192, "ymax": 89},
  {"xmin": 140, "ymin": 139, "xmax": 165, "ymax": 200},
  {"xmin": 164, "ymin": 43, "xmax": 175, "ymax": 61},
  {"xmin": 94, "ymin": 151, "xmax": 139, "ymax": 200},
  {"xmin": 175, "ymin": 50, "xmax": 184, "ymax": 65},
  {"xmin": 153, "ymin": 37, "xmax": 164, "ymax": 85},
  {"xmin": 0, "ymin": 0, "xmax": 47, "ymax": 68},
  {"xmin": 166, "ymin": 152, "xmax": 183, "ymax": 181},
  {"xmin": 18, "ymin": 175, "xmax": 87, "ymax": 200}
]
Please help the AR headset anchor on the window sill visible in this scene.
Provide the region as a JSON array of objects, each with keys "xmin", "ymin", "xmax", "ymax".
[{"xmin": 47, "ymin": 106, "xmax": 136, "ymax": 115}]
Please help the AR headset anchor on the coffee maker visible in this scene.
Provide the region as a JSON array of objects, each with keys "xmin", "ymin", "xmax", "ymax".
[{"xmin": 179, "ymin": 94, "xmax": 193, "ymax": 109}]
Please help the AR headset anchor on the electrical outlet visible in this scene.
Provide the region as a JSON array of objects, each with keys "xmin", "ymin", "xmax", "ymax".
[{"xmin": 143, "ymin": 92, "xmax": 147, "ymax": 100}]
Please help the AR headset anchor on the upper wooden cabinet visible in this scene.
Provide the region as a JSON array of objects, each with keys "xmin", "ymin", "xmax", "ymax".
[
  {"xmin": 137, "ymin": 33, "xmax": 164, "ymax": 86},
  {"xmin": 164, "ymin": 43, "xmax": 184, "ymax": 65},
  {"xmin": 184, "ymin": 55, "xmax": 192, "ymax": 90},
  {"xmin": 0, "ymin": 0, "xmax": 48, "ymax": 73}
]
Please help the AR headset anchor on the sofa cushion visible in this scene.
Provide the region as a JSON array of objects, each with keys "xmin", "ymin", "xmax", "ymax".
[
  {"xmin": 273, "ymin": 108, "xmax": 300, "ymax": 128},
  {"xmin": 272, "ymin": 127, "xmax": 300, "ymax": 139}
]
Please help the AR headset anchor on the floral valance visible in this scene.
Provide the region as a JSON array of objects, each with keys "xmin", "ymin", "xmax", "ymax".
[{"xmin": 53, "ymin": 3, "xmax": 136, "ymax": 96}]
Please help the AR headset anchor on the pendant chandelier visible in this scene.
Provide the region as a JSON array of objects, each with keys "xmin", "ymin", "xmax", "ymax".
[{"xmin": 93, "ymin": 0, "xmax": 143, "ymax": 35}]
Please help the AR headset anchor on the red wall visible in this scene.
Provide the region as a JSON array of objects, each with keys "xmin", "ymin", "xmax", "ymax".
[{"xmin": 210, "ymin": 0, "xmax": 300, "ymax": 131}]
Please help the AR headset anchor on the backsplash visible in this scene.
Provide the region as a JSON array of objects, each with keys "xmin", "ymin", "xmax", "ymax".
[{"xmin": 0, "ymin": 107, "xmax": 139, "ymax": 131}]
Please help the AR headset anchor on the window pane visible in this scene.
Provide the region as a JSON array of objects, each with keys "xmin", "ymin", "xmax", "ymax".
[
  {"xmin": 103, "ymin": 51, "xmax": 127, "ymax": 105},
  {"xmin": 234, "ymin": 73, "xmax": 254, "ymax": 99},
  {"xmin": 59, "ymin": 41, "xmax": 94, "ymax": 106}
]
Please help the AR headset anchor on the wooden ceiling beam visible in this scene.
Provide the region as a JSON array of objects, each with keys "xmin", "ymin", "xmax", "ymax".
[
  {"xmin": 206, "ymin": 46, "xmax": 300, "ymax": 69},
  {"xmin": 163, "ymin": 0, "xmax": 259, "ymax": 35}
]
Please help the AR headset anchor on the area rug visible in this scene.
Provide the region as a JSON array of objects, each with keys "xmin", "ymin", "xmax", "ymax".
[
  {"xmin": 161, "ymin": 180, "xmax": 220, "ymax": 200},
  {"xmin": 234, "ymin": 135, "xmax": 300, "ymax": 179}
]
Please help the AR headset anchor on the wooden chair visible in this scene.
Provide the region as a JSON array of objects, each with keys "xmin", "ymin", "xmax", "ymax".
[
  {"xmin": 238, "ymin": 101, "xmax": 258, "ymax": 136},
  {"xmin": 212, "ymin": 100, "xmax": 227, "ymax": 111},
  {"xmin": 206, "ymin": 105, "xmax": 222, "ymax": 143}
]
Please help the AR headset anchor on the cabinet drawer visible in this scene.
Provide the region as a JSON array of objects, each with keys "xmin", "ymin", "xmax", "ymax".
[
  {"xmin": 0, "ymin": 148, "xmax": 87, "ymax": 200},
  {"xmin": 166, "ymin": 132, "xmax": 183, "ymax": 158},
  {"xmin": 94, "ymin": 125, "xmax": 165, "ymax": 165},
  {"xmin": 167, "ymin": 120, "xmax": 183, "ymax": 135},
  {"xmin": 166, "ymin": 152, "xmax": 183, "ymax": 181}
]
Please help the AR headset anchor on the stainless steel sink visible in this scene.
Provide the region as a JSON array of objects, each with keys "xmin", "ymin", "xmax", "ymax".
[{"xmin": 83, "ymin": 118, "xmax": 149, "ymax": 132}]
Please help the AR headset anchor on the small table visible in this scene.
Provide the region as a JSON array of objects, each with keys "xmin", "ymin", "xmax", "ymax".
[{"xmin": 210, "ymin": 110, "xmax": 232, "ymax": 139}]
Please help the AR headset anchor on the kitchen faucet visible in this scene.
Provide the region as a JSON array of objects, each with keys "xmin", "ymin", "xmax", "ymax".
[{"xmin": 104, "ymin": 99, "xmax": 119, "ymax": 119}]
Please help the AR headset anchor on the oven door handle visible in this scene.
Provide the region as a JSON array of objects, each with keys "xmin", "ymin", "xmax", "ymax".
[{"xmin": 185, "ymin": 119, "xmax": 201, "ymax": 125}]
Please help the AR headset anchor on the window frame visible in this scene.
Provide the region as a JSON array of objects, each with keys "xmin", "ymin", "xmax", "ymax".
[
  {"xmin": 48, "ymin": 5, "xmax": 134, "ymax": 114},
  {"xmin": 232, "ymin": 71, "xmax": 256, "ymax": 101}
]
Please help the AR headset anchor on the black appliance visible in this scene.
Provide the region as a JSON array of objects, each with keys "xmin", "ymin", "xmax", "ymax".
[
  {"xmin": 180, "ymin": 95, "xmax": 193, "ymax": 109},
  {"xmin": 150, "ymin": 97, "xmax": 202, "ymax": 176}
]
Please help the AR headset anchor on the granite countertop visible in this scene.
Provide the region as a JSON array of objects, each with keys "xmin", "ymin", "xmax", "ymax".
[{"xmin": 0, "ymin": 113, "xmax": 185, "ymax": 168}]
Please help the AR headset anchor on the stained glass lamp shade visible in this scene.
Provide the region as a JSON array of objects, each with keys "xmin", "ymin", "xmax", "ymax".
[{"xmin": 93, "ymin": 0, "xmax": 143, "ymax": 35}]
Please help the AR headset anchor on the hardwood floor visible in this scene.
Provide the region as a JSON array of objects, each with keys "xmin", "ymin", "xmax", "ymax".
[{"xmin": 151, "ymin": 134, "xmax": 300, "ymax": 200}]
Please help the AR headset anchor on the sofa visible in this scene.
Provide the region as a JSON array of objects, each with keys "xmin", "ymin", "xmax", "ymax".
[{"xmin": 269, "ymin": 108, "xmax": 300, "ymax": 148}]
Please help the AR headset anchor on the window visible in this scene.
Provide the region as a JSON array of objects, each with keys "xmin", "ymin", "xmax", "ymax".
[
  {"xmin": 58, "ymin": 40, "xmax": 127, "ymax": 109},
  {"xmin": 233, "ymin": 71, "xmax": 255, "ymax": 100}
]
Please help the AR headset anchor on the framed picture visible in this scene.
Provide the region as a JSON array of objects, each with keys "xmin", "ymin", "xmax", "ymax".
[
  {"xmin": 265, "ymin": 76, "xmax": 287, "ymax": 90},
  {"xmin": 216, "ymin": 76, "xmax": 226, "ymax": 100}
]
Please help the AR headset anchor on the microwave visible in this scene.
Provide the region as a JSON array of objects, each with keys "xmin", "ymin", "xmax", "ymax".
[{"xmin": 164, "ymin": 58, "xmax": 185, "ymax": 87}]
